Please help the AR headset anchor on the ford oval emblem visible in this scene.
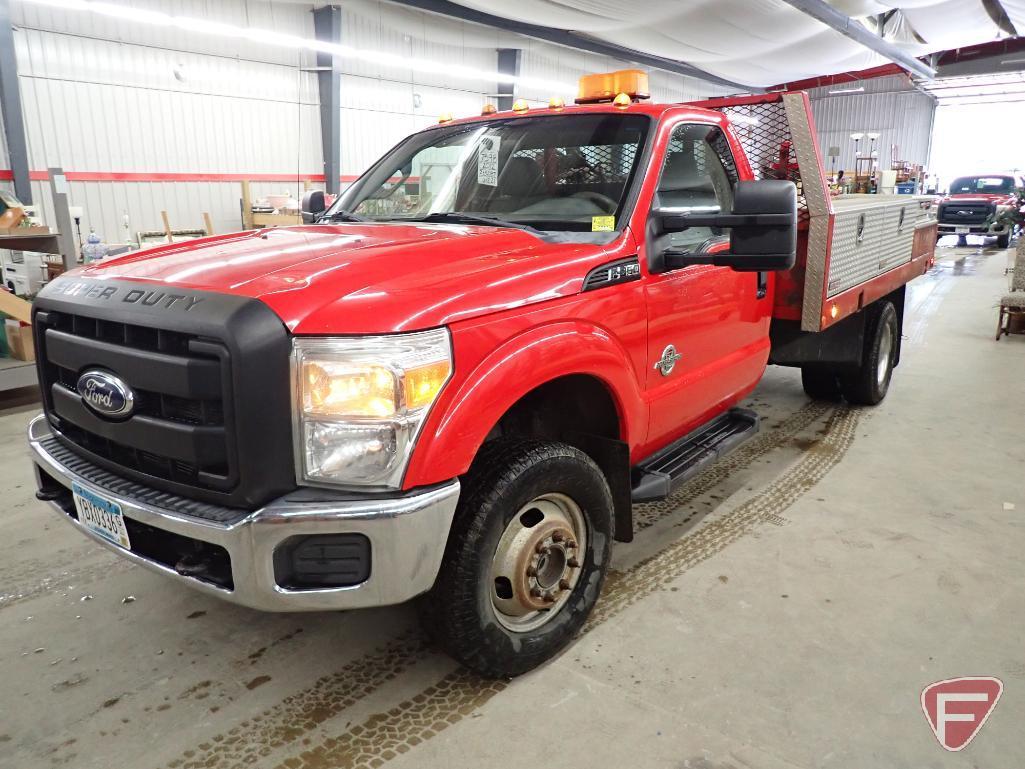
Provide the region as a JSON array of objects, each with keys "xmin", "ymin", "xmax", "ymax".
[{"xmin": 76, "ymin": 369, "xmax": 135, "ymax": 418}]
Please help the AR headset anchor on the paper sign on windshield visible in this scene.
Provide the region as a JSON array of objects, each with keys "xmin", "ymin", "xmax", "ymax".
[{"xmin": 477, "ymin": 136, "xmax": 500, "ymax": 186}]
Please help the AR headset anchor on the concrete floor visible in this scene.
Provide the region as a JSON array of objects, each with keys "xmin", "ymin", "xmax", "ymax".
[{"xmin": 1, "ymin": 237, "xmax": 1023, "ymax": 769}]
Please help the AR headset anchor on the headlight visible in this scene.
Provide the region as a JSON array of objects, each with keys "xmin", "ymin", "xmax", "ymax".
[{"xmin": 291, "ymin": 329, "xmax": 452, "ymax": 488}]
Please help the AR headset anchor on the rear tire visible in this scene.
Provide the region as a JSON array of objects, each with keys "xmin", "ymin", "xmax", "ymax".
[
  {"xmin": 838, "ymin": 301, "xmax": 898, "ymax": 405},
  {"xmin": 957, "ymin": 235, "xmax": 968, "ymax": 247},
  {"xmin": 997, "ymin": 233, "xmax": 1010, "ymax": 249},
  {"xmin": 419, "ymin": 438, "xmax": 613, "ymax": 678},
  {"xmin": 801, "ymin": 366, "xmax": 842, "ymax": 401}
]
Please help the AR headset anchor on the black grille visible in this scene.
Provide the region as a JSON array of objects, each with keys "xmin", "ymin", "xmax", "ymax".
[
  {"xmin": 38, "ymin": 310, "xmax": 233, "ymax": 490},
  {"xmin": 32, "ymin": 279, "xmax": 297, "ymax": 509},
  {"xmin": 937, "ymin": 201, "xmax": 993, "ymax": 225}
]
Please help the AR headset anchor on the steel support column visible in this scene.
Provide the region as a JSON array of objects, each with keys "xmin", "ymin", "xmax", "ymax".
[
  {"xmin": 0, "ymin": 0, "xmax": 31, "ymax": 203},
  {"xmin": 313, "ymin": 5, "xmax": 342, "ymax": 196},
  {"xmin": 496, "ymin": 48, "xmax": 520, "ymax": 111}
]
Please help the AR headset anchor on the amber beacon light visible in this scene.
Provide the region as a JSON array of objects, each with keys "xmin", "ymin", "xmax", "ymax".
[{"xmin": 576, "ymin": 69, "xmax": 650, "ymax": 104}]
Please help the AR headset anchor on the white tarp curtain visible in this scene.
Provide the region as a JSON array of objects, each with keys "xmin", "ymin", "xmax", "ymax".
[{"xmin": 444, "ymin": 0, "xmax": 1004, "ymax": 87}]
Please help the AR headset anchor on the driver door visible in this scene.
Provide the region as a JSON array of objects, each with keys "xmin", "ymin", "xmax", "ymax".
[{"xmin": 643, "ymin": 123, "xmax": 772, "ymax": 449}]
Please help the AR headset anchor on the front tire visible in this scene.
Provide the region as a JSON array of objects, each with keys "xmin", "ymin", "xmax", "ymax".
[
  {"xmin": 420, "ymin": 438, "xmax": 613, "ymax": 678},
  {"xmin": 839, "ymin": 301, "xmax": 898, "ymax": 405}
]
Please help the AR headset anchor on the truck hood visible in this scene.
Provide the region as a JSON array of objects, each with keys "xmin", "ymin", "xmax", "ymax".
[
  {"xmin": 939, "ymin": 193, "xmax": 1014, "ymax": 205},
  {"xmin": 76, "ymin": 223, "xmax": 614, "ymax": 334}
]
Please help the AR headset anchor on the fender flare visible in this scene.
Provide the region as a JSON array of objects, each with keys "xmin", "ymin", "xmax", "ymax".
[{"xmin": 403, "ymin": 320, "xmax": 647, "ymax": 488}]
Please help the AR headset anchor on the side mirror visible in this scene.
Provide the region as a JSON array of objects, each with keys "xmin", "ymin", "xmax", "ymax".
[
  {"xmin": 652, "ymin": 180, "xmax": 797, "ymax": 272},
  {"xmin": 301, "ymin": 190, "xmax": 327, "ymax": 224}
]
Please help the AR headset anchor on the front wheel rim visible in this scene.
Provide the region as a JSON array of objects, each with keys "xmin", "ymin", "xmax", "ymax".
[{"xmin": 489, "ymin": 493, "xmax": 587, "ymax": 633}]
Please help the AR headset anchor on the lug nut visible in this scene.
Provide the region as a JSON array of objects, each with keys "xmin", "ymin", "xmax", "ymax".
[
  {"xmin": 535, "ymin": 542, "xmax": 549, "ymax": 554},
  {"xmin": 559, "ymin": 579, "xmax": 571, "ymax": 590},
  {"xmin": 566, "ymin": 539, "xmax": 577, "ymax": 549},
  {"xmin": 530, "ymin": 587, "xmax": 543, "ymax": 598},
  {"xmin": 552, "ymin": 531, "xmax": 565, "ymax": 542},
  {"xmin": 526, "ymin": 565, "xmax": 537, "ymax": 577},
  {"xmin": 568, "ymin": 558, "xmax": 580, "ymax": 568},
  {"xmin": 543, "ymin": 591, "xmax": 556, "ymax": 603}
]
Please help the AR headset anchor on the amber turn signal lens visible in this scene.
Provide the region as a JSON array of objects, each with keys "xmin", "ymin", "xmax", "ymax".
[
  {"xmin": 512, "ymin": 99, "xmax": 529, "ymax": 113},
  {"xmin": 613, "ymin": 92, "xmax": 632, "ymax": 108},
  {"xmin": 403, "ymin": 360, "xmax": 451, "ymax": 411},
  {"xmin": 548, "ymin": 96, "xmax": 565, "ymax": 110},
  {"xmin": 438, "ymin": 112, "xmax": 454, "ymax": 123},
  {"xmin": 481, "ymin": 103, "xmax": 497, "ymax": 115}
]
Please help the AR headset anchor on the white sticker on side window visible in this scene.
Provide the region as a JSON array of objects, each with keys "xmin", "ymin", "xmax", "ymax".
[{"xmin": 477, "ymin": 136, "xmax": 500, "ymax": 186}]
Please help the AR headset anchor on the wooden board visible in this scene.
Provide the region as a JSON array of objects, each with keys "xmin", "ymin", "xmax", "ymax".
[{"xmin": 0, "ymin": 290, "xmax": 32, "ymax": 323}]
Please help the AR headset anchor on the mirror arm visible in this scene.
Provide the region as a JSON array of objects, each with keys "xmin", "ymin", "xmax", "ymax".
[
  {"xmin": 663, "ymin": 248, "xmax": 794, "ymax": 272},
  {"xmin": 658, "ymin": 211, "xmax": 794, "ymax": 232},
  {"xmin": 663, "ymin": 250, "xmax": 725, "ymax": 270}
]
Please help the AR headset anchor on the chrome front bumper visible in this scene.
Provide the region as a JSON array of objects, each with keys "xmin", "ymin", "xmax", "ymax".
[
  {"xmin": 28, "ymin": 415, "xmax": 459, "ymax": 611},
  {"xmin": 937, "ymin": 222, "xmax": 1008, "ymax": 235}
]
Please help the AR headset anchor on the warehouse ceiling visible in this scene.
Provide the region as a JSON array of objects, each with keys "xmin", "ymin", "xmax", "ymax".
[{"xmin": 416, "ymin": 0, "xmax": 1015, "ymax": 87}]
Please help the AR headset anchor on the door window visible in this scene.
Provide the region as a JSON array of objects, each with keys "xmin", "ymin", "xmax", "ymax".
[{"xmin": 655, "ymin": 124, "xmax": 738, "ymax": 252}]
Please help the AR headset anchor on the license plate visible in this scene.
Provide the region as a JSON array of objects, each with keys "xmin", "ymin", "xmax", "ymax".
[
  {"xmin": 72, "ymin": 482, "xmax": 131, "ymax": 549},
  {"xmin": 955, "ymin": 226, "xmax": 970, "ymax": 234}
]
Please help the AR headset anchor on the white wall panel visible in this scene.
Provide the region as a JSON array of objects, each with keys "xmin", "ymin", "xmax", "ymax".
[{"xmin": 807, "ymin": 76, "xmax": 937, "ymax": 175}]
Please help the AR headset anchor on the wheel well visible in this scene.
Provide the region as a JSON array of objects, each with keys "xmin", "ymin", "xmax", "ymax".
[
  {"xmin": 486, "ymin": 375, "xmax": 634, "ymax": 543},
  {"xmin": 493, "ymin": 374, "xmax": 621, "ymax": 443}
]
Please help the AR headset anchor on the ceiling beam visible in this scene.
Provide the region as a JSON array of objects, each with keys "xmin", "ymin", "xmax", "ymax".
[
  {"xmin": 780, "ymin": 0, "xmax": 936, "ymax": 80},
  {"xmin": 982, "ymin": 0, "xmax": 1018, "ymax": 37},
  {"xmin": 382, "ymin": 0, "xmax": 759, "ymax": 92}
]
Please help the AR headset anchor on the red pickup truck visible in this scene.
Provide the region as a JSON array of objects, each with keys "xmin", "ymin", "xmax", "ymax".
[
  {"xmin": 28, "ymin": 73, "xmax": 936, "ymax": 678},
  {"xmin": 935, "ymin": 173, "xmax": 1019, "ymax": 247}
]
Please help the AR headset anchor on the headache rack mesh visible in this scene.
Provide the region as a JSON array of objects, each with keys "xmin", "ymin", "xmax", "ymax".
[{"xmin": 703, "ymin": 97, "xmax": 811, "ymax": 226}]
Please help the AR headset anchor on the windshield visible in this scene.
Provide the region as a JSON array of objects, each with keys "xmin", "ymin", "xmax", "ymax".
[
  {"xmin": 949, "ymin": 176, "xmax": 1015, "ymax": 194},
  {"xmin": 330, "ymin": 114, "xmax": 651, "ymax": 232}
]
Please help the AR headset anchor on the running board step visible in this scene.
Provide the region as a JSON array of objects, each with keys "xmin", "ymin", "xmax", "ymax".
[{"xmin": 631, "ymin": 407, "xmax": 760, "ymax": 503}]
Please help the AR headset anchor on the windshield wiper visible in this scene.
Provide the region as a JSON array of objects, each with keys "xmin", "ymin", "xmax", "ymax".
[
  {"xmin": 406, "ymin": 212, "xmax": 541, "ymax": 234},
  {"xmin": 321, "ymin": 210, "xmax": 369, "ymax": 222}
]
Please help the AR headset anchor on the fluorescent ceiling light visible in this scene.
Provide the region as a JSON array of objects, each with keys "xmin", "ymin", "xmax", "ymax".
[
  {"xmin": 828, "ymin": 86, "xmax": 865, "ymax": 95},
  {"xmin": 19, "ymin": 0, "xmax": 575, "ymax": 94}
]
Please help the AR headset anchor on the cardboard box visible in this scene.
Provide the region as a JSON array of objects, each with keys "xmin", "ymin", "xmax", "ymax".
[{"xmin": 4, "ymin": 319, "xmax": 34, "ymax": 361}]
